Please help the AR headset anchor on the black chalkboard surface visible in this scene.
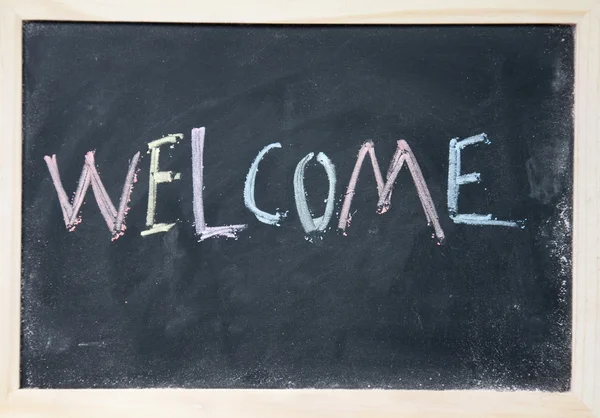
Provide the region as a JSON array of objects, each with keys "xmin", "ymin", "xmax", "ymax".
[{"xmin": 21, "ymin": 23, "xmax": 574, "ymax": 390}]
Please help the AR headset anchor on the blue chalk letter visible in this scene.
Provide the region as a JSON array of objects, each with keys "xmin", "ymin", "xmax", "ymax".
[
  {"xmin": 244, "ymin": 142, "xmax": 287, "ymax": 226},
  {"xmin": 448, "ymin": 134, "xmax": 519, "ymax": 227}
]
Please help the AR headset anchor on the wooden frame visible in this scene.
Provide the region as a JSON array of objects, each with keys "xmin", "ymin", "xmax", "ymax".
[{"xmin": 0, "ymin": 0, "xmax": 598, "ymax": 416}]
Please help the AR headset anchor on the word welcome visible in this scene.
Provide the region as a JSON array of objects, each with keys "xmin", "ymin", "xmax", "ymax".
[{"xmin": 44, "ymin": 127, "xmax": 520, "ymax": 243}]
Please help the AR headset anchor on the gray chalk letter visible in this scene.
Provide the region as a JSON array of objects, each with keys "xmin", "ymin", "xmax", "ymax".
[{"xmin": 294, "ymin": 152, "xmax": 337, "ymax": 233}]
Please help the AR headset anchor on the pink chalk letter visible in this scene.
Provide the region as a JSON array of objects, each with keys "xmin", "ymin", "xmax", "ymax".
[
  {"xmin": 44, "ymin": 151, "xmax": 141, "ymax": 240},
  {"xmin": 337, "ymin": 140, "xmax": 445, "ymax": 242}
]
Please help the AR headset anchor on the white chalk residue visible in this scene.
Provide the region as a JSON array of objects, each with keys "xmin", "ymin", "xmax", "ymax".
[{"xmin": 548, "ymin": 197, "xmax": 572, "ymax": 280}]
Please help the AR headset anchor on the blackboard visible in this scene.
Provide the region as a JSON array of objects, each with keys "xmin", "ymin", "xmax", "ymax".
[{"xmin": 21, "ymin": 23, "xmax": 574, "ymax": 390}]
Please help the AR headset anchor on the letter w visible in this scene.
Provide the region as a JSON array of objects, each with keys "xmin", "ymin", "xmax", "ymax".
[
  {"xmin": 337, "ymin": 140, "xmax": 445, "ymax": 242},
  {"xmin": 44, "ymin": 151, "xmax": 141, "ymax": 240}
]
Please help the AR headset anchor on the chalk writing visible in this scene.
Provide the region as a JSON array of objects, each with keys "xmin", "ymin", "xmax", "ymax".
[
  {"xmin": 244, "ymin": 142, "xmax": 287, "ymax": 226},
  {"xmin": 448, "ymin": 134, "xmax": 519, "ymax": 227},
  {"xmin": 44, "ymin": 129, "xmax": 522, "ymax": 243},
  {"xmin": 44, "ymin": 151, "xmax": 140, "ymax": 240},
  {"xmin": 337, "ymin": 140, "xmax": 445, "ymax": 242},
  {"xmin": 141, "ymin": 134, "xmax": 183, "ymax": 236},
  {"xmin": 192, "ymin": 127, "xmax": 247, "ymax": 241},
  {"xmin": 293, "ymin": 152, "xmax": 337, "ymax": 233}
]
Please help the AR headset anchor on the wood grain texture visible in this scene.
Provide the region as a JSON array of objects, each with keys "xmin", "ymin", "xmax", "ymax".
[
  {"xmin": 573, "ymin": 3, "xmax": 600, "ymax": 417},
  {"xmin": 1, "ymin": 0, "xmax": 599, "ymax": 416},
  {"xmin": 3, "ymin": 0, "xmax": 596, "ymax": 23},
  {"xmin": 0, "ymin": 390, "xmax": 594, "ymax": 418},
  {"xmin": 0, "ymin": 1, "xmax": 22, "ymax": 402}
]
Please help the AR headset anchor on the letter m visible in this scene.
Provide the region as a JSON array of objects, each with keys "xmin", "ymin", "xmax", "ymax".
[
  {"xmin": 337, "ymin": 140, "xmax": 445, "ymax": 242},
  {"xmin": 44, "ymin": 151, "xmax": 141, "ymax": 240}
]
